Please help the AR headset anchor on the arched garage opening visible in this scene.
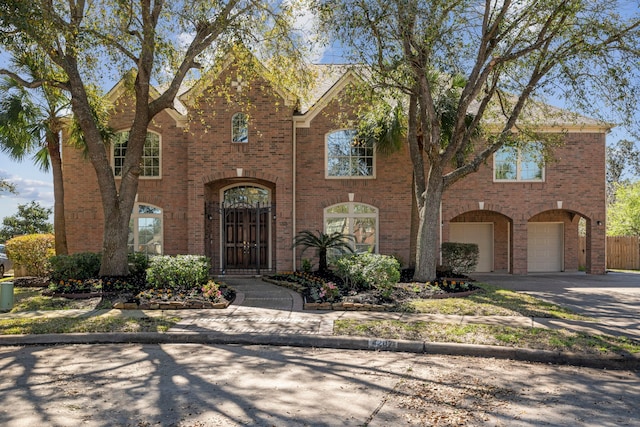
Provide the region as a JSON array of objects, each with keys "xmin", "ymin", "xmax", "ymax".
[{"xmin": 448, "ymin": 210, "xmax": 513, "ymax": 273}]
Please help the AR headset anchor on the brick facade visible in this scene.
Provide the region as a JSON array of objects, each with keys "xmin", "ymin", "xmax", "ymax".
[{"xmin": 61, "ymin": 61, "xmax": 607, "ymax": 275}]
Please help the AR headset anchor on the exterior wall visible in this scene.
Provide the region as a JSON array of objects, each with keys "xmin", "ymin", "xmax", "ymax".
[
  {"xmin": 62, "ymin": 94, "xmax": 189, "ymax": 255},
  {"xmin": 442, "ymin": 132, "xmax": 606, "ymax": 274},
  {"xmin": 61, "ymin": 64, "xmax": 607, "ymax": 276},
  {"xmin": 294, "ymin": 91, "xmax": 414, "ymax": 269},
  {"xmin": 185, "ymin": 66, "xmax": 296, "ymax": 271}
]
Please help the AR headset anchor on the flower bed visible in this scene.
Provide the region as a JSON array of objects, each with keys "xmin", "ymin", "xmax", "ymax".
[
  {"xmin": 266, "ymin": 272, "xmax": 480, "ymax": 311},
  {"xmin": 43, "ymin": 277, "xmax": 235, "ymax": 310}
]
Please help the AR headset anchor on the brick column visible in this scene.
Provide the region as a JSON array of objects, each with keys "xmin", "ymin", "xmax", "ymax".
[
  {"xmin": 511, "ymin": 219, "xmax": 528, "ymax": 274},
  {"xmin": 586, "ymin": 218, "xmax": 606, "ymax": 274}
]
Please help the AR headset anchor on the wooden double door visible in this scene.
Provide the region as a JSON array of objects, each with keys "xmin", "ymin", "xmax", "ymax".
[{"xmin": 224, "ymin": 206, "xmax": 269, "ymax": 271}]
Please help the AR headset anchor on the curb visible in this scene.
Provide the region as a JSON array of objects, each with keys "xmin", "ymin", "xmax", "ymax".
[{"xmin": 1, "ymin": 332, "xmax": 638, "ymax": 370}]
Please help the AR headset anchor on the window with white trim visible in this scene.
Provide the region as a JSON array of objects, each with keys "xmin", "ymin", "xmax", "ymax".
[
  {"xmin": 326, "ymin": 129, "xmax": 374, "ymax": 178},
  {"xmin": 324, "ymin": 202, "xmax": 378, "ymax": 253},
  {"xmin": 112, "ymin": 131, "xmax": 161, "ymax": 178},
  {"xmin": 129, "ymin": 203, "xmax": 163, "ymax": 255},
  {"xmin": 232, "ymin": 112, "xmax": 248, "ymax": 143},
  {"xmin": 494, "ymin": 143, "xmax": 544, "ymax": 181}
]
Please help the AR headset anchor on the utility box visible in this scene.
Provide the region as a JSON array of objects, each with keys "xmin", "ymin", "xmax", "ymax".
[{"xmin": 0, "ymin": 281, "xmax": 14, "ymax": 311}]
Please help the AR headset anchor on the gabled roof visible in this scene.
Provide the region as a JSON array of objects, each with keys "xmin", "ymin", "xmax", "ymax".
[
  {"xmin": 104, "ymin": 72, "xmax": 188, "ymax": 128},
  {"xmin": 179, "ymin": 52, "xmax": 297, "ymax": 108},
  {"xmin": 294, "ymin": 64, "xmax": 364, "ymax": 128}
]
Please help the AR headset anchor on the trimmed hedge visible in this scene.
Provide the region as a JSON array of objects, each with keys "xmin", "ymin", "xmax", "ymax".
[
  {"xmin": 4, "ymin": 234, "xmax": 55, "ymax": 277},
  {"xmin": 146, "ymin": 255, "xmax": 210, "ymax": 289},
  {"xmin": 335, "ymin": 253, "xmax": 400, "ymax": 296},
  {"xmin": 441, "ymin": 242, "xmax": 479, "ymax": 275},
  {"xmin": 49, "ymin": 252, "xmax": 102, "ymax": 282}
]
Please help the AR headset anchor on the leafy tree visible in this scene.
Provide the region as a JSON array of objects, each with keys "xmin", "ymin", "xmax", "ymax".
[
  {"xmin": 0, "ymin": 0, "xmax": 309, "ymax": 276},
  {"xmin": 318, "ymin": 0, "xmax": 640, "ymax": 280},
  {"xmin": 606, "ymin": 139, "xmax": 640, "ymax": 204},
  {"xmin": 0, "ymin": 50, "xmax": 71, "ymax": 255},
  {"xmin": 0, "ymin": 201, "xmax": 53, "ymax": 242},
  {"xmin": 293, "ymin": 230, "xmax": 354, "ymax": 274},
  {"xmin": 0, "ymin": 178, "xmax": 16, "ymax": 194},
  {"xmin": 607, "ymin": 181, "xmax": 640, "ymax": 236}
]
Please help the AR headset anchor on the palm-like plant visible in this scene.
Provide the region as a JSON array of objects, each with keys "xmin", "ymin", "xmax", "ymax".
[
  {"xmin": 293, "ymin": 230, "xmax": 355, "ymax": 274},
  {"xmin": 0, "ymin": 51, "xmax": 70, "ymax": 254}
]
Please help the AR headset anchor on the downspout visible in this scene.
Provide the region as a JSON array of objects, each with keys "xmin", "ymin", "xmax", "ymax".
[
  {"xmin": 292, "ymin": 118, "xmax": 297, "ymax": 271},
  {"xmin": 439, "ymin": 201, "xmax": 443, "ymax": 265}
]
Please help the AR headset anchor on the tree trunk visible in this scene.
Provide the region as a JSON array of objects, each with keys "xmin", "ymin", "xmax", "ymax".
[
  {"xmin": 47, "ymin": 133, "xmax": 68, "ymax": 255},
  {"xmin": 99, "ymin": 204, "xmax": 131, "ymax": 276},
  {"xmin": 413, "ymin": 168, "xmax": 444, "ymax": 282}
]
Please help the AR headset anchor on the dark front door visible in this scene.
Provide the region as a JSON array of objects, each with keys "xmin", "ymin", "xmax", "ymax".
[{"xmin": 224, "ymin": 207, "xmax": 269, "ymax": 270}]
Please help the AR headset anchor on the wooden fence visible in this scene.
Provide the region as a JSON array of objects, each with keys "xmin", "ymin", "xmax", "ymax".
[{"xmin": 579, "ymin": 236, "xmax": 640, "ymax": 270}]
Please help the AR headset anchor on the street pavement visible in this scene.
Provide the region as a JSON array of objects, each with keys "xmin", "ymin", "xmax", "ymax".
[{"xmin": 1, "ymin": 343, "xmax": 639, "ymax": 426}]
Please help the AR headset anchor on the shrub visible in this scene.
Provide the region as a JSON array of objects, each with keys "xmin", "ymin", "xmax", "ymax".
[
  {"xmin": 128, "ymin": 252, "xmax": 150, "ymax": 278},
  {"xmin": 146, "ymin": 255, "xmax": 210, "ymax": 289},
  {"xmin": 49, "ymin": 252, "xmax": 102, "ymax": 282},
  {"xmin": 441, "ymin": 242, "xmax": 479, "ymax": 275},
  {"xmin": 335, "ymin": 253, "xmax": 400, "ymax": 295},
  {"xmin": 5, "ymin": 234, "xmax": 55, "ymax": 277}
]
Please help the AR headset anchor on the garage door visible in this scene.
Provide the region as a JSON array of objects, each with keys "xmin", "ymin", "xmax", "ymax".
[
  {"xmin": 449, "ymin": 223, "xmax": 493, "ymax": 272},
  {"xmin": 528, "ymin": 222, "xmax": 563, "ymax": 272}
]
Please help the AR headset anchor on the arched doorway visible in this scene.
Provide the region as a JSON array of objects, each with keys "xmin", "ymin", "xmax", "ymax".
[{"xmin": 222, "ymin": 185, "xmax": 271, "ymax": 271}]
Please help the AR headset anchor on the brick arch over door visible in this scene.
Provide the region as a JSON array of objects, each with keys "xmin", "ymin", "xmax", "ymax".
[{"xmin": 204, "ymin": 178, "xmax": 277, "ymax": 274}]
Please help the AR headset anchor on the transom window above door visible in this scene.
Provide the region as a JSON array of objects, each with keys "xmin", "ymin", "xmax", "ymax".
[
  {"xmin": 112, "ymin": 131, "xmax": 161, "ymax": 178},
  {"xmin": 326, "ymin": 129, "xmax": 374, "ymax": 178},
  {"xmin": 223, "ymin": 186, "xmax": 269, "ymax": 207}
]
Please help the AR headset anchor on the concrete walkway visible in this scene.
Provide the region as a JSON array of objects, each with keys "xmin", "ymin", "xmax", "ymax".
[{"xmin": 1, "ymin": 273, "xmax": 640, "ymax": 368}]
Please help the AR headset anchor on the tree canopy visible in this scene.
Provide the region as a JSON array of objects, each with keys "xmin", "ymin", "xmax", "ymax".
[
  {"xmin": 0, "ymin": 0, "xmax": 312, "ymax": 275},
  {"xmin": 607, "ymin": 181, "xmax": 640, "ymax": 236},
  {"xmin": 0, "ymin": 201, "xmax": 53, "ymax": 242},
  {"xmin": 317, "ymin": 0, "xmax": 640, "ymax": 280}
]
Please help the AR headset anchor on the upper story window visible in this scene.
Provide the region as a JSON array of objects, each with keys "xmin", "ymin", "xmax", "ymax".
[
  {"xmin": 232, "ymin": 112, "xmax": 248, "ymax": 143},
  {"xmin": 494, "ymin": 143, "xmax": 544, "ymax": 182},
  {"xmin": 326, "ymin": 129, "xmax": 374, "ymax": 178},
  {"xmin": 113, "ymin": 131, "xmax": 161, "ymax": 178},
  {"xmin": 324, "ymin": 202, "xmax": 378, "ymax": 253},
  {"xmin": 129, "ymin": 203, "xmax": 163, "ymax": 255}
]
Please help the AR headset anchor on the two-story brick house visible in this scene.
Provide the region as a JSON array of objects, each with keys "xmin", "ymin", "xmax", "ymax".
[{"xmin": 61, "ymin": 58, "xmax": 607, "ymax": 276}]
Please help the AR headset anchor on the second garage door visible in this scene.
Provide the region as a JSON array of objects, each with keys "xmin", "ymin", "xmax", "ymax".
[
  {"xmin": 528, "ymin": 222, "xmax": 563, "ymax": 272},
  {"xmin": 449, "ymin": 223, "xmax": 493, "ymax": 272}
]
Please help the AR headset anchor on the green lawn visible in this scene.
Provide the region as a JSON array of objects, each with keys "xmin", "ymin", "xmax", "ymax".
[{"xmin": 404, "ymin": 283, "xmax": 588, "ymax": 320}]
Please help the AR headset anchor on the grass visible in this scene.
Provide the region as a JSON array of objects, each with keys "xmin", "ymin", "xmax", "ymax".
[
  {"xmin": 405, "ymin": 283, "xmax": 588, "ymax": 320},
  {"xmin": 10, "ymin": 287, "xmax": 102, "ymax": 312},
  {"xmin": 0, "ymin": 315, "xmax": 179, "ymax": 335},
  {"xmin": 334, "ymin": 319, "xmax": 640, "ymax": 356}
]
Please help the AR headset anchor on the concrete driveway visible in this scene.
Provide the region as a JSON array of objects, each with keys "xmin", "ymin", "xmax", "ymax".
[{"xmin": 473, "ymin": 271, "xmax": 640, "ymax": 338}]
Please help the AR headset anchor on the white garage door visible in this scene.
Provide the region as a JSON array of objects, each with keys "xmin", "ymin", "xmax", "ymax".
[
  {"xmin": 528, "ymin": 222, "xmax": 563, "ymax": 272},
  {"xmin": 449, "ymin": 223, "xmax": 493, "ymax": 272}
]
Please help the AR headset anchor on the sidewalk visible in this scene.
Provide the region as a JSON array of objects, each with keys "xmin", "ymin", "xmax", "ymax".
[{"xmin": 1, "ymin": 276, "xmax": 639, "ymax": 369}]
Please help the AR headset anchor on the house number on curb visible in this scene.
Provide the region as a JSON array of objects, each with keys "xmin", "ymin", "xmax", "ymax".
[{"xmin": 368, "ymin": 339, "xmax": 398, "ymax": 350}]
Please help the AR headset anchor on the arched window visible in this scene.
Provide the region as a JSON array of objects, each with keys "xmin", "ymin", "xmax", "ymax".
[
  {"xmin": 129, "ymin": 203, "xmax": 163, "ymax": 255},
  {"xmin": 326, "ymin": 129, "xmax": 374, "ymax": 178},
  {"xmin": 232, "ymin": 112, "xmax": 248, "ymax": 143},
  {"xmin": 112, "ymin": 131, "xmax": 161, "ymax": 177},
  {"xmin": 223, "ymin": 185, "xmax": 269, "ymax": 207},
  {"xmin": 324, "ymin": 202, "xmax": 378, "ymax": 253}
]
